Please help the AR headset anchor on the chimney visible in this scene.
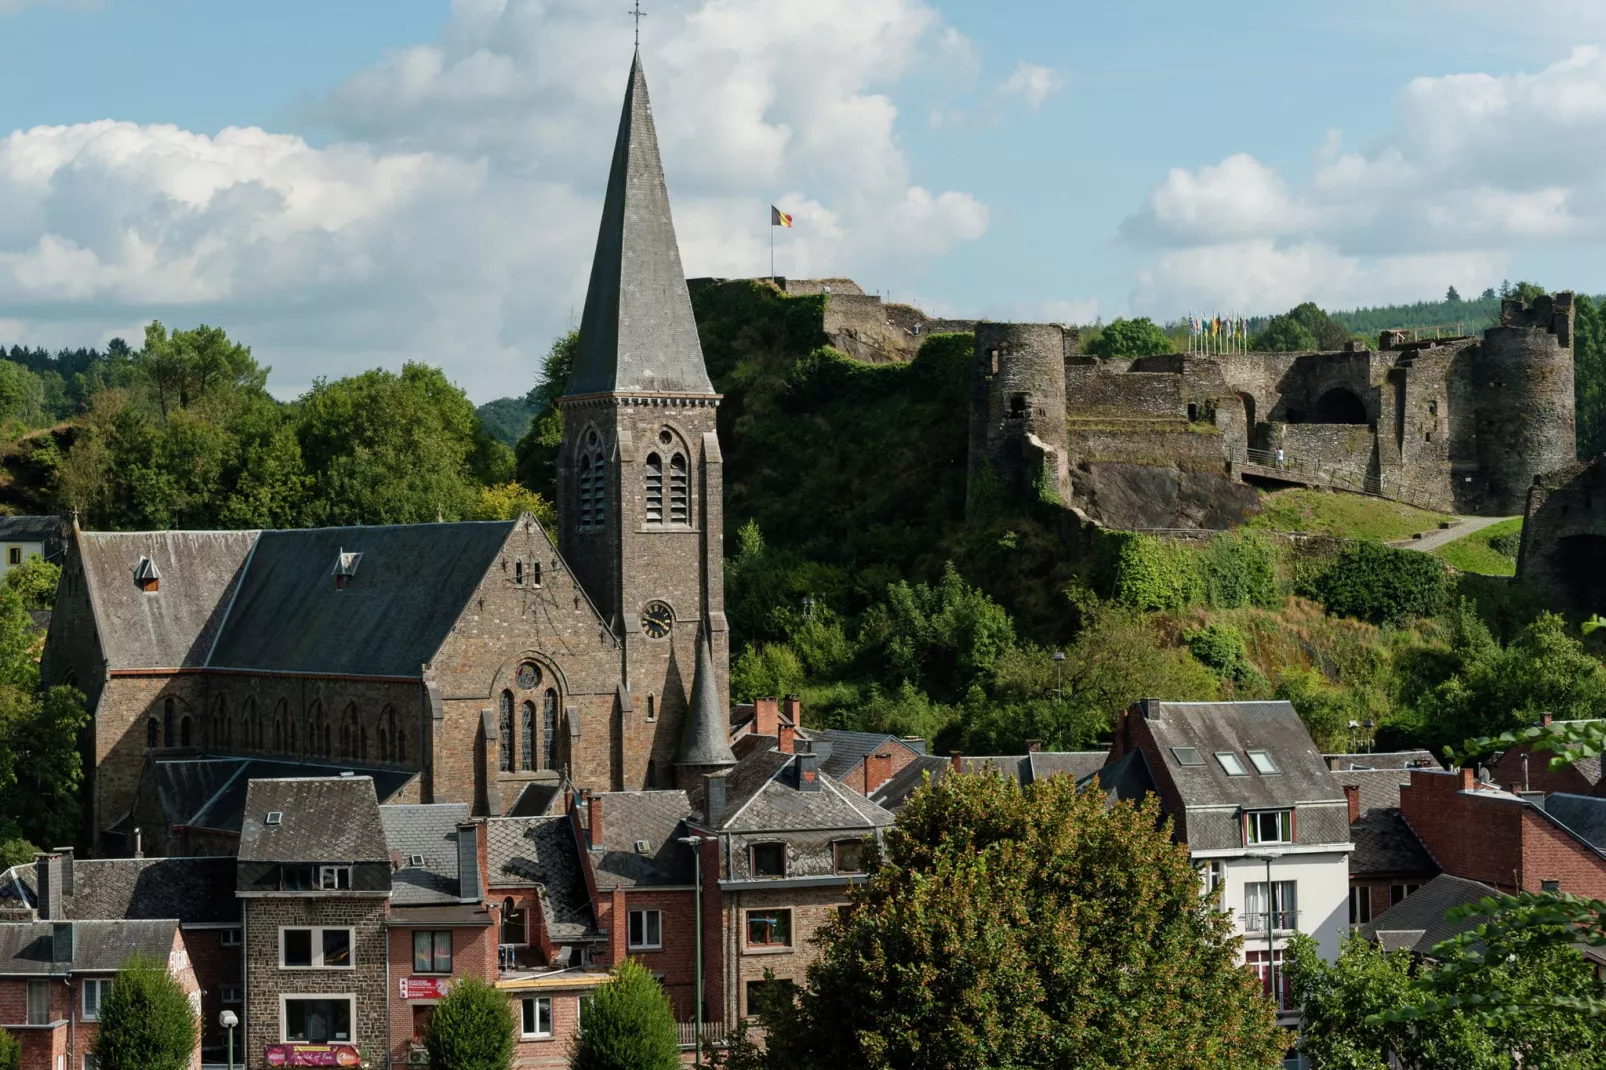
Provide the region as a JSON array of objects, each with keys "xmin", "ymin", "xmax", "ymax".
[
  {"xmin": 51, "ymin": 921, "xmax": 72, "ymax": 965},
  {"xmin": 703, "ymin": 773, "xmax": 727, "ymax": 828},
  {"xmin": 754, "ymin": 698, "xmax": 780, "ymax": 737},
  {"xmin": 586, "ymin": 793, "xmax": 603, "ymax": 849},
  {"xmin": 1343, "ymin": 784, "xmax": 1360, "ymax": 825},
  {"xmin": 796, "ymin": 752, "xmax": 821, "ymax": 792},
  {"xmin": 34, "ymin": 853, "xmax": 62, "ymax": 921},
  {"xmin": 456, "ymin": 822, "xmax": 482, "ymax": 903},
  {"xmin": 865, "ymin": 752, "xmax": 894, "ymax": 795},
  {"xmin": 781, "ymin": 695, "xmax": 802, "ymax": 728},
  {"xmin": 54, "ymin": 848, "xmax": 73, "ymax": 897},
  {"xmin": 778, "ymin": 722, "xmax": 797, "ymax": 755},
  {"xmin": 1458, "ymin": 766, "xmax": 1475, "ymax": 790},
  {"xmin": 950, "ymin": 751, "xmax": 964, "ymax": 773},
  {"xmin": 1025, "ymin": 739, "xmax": 1043, "ymax": 753}
]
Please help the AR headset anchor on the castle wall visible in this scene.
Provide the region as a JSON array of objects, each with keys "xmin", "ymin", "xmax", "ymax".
[
  {"xmin": 1473, "ymin": 294, "xmax": 1576, "ymax": 515},
  {"xmin": 1269, "ymin": 424, "xmax": 1376, "ymax": 482},
  {"xmin": 1516, "ymin": 458, "xmax": 1606, "ymax": 618},
  {"xmin": 1065, "ymin": 364, "xmax": 1185, "ymax": 422},
  {"xmin": 969, "ymin": 323, "xmax": 1072, "ymax": 507}
]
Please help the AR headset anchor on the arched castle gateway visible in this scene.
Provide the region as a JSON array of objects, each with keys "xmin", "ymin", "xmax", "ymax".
[{"xmin": 40, "ymin": 51, "xmax": 736, "ymax": 857}]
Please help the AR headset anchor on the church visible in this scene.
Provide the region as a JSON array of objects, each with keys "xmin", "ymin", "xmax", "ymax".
[{"xmin": 39, "ymin": 53, "xmax": 738, "ymax": 857}]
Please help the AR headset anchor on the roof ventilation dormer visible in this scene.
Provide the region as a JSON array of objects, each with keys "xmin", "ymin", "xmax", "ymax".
[
  {"xmin": 333, "ymin": 549, "xmax": 362, "ymax": 590},
  {"xmin": 133, "ymin": 556, "xmax": 160, "ymax": 594}
]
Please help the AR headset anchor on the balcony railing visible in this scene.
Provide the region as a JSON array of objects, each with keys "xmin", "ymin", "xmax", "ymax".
[
  {"xmin": 1242, "ymin": 910, "xmax": 1299, "ymax": 933},
  {"xmin": 677, "ymin": 1021, "xmax": 731, "ymax": 1050}
]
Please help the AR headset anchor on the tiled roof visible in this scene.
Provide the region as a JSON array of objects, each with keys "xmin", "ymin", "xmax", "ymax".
[
  {"xmin": 156, "ymin": 756, "xmax": 417, "ymax": 835},
  {"xmin": 869, "ymin": 755, "xmax": 948, "ymax": 811},
  {"xmin": 2, "ymin": 858, "xmax": 239, "ymax": 925},
  {"xmin": 1363, "ymin": 874, "xmax": 1499, "ymax": 955},
  {"xmin": 0, "ymin": 919, "xmax": 179, "ymax": 975},
  {"xmin": 582, "ymin": 791, "xmax": 696, "ymax": 889},
  {"xmin": 0, "ymin": 515, "xmax": 63, "ymax": 543},
  {"xmin": 1027, "ymin": 751, "xmax": 1109, "ymax": 783},
  {"xmin": 812, "ymin": 730, "xmax": 902, "ymax": 780},
  {"xmin": 381, "ymin": 804, "xmax": 471, "ymax": 906},
  {"xmin": 1139, "ymin": 700, "xmax": 1346, "ymax": 811},
  {"xmin": 78, "ymin": 529, "xmax": 259, "ymax": 669},
  {"xmin": 957, "ymin": 755, "xmax": 1030, "ymax": 782},
  {"xmin": 566, "ymin": 52, "xmax": 714, "ymax": 398},
  {"xmin": 484, "ymin": 817, "xmax": 596, "ymax": 941},
  {"xmin": 1325, "ymin": 750, "xmax": 1441, "ymax": 771},
  {"xmin": 698, "ymin": 747, "xmax": 894, "ymax": 833},
  {"xmin": 1331, "ymin": 768, "xmax": 1414, "ymax": 814},
  {"xmin": 1350, "ymin": 808, "xmax": 1436, "ymax": 877},
  {"xmin": 1543, "ymin": 793, "xmax": 1606, "ymax": 851},
  {"xmin": 239, "ymin": 777, "xmax": 388, "ymax": 863}
]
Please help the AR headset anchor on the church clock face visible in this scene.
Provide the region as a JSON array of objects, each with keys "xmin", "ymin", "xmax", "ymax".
[{"xmin": 641, "ymin": 601, "xmax": 675, "ymax": 640}]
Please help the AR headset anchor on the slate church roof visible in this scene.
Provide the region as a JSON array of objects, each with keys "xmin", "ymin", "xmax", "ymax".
[
  {"xmin": 239, "ymin": 777, "xmax": 388, "ymax": 863},
  {"xmin": 565, "ymin": 50, "xmax": 714, "ymax": 398}
]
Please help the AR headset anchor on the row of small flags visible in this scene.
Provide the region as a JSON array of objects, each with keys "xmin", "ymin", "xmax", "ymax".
[{"xmin": 1189, "ymin": 314, "xmax": 1248, "ymax": 339}]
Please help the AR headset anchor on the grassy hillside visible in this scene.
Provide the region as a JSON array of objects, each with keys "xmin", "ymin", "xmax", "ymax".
[
  {"xmin": 476, "ymin": 396, "xmax": 538, "ymax": 447},
  {"xmin": 1434, "ymin": 517, "xmax": 1523, "ymax": 576},
  {"xmin": 1245, "ymin": 488, "xmax": 1452, "ymax": 541}
]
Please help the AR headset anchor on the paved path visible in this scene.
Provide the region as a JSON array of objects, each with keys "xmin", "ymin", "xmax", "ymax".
[{"xmin": 1390, "ymin": 514, "xmax": 1518, "ymax": 553}]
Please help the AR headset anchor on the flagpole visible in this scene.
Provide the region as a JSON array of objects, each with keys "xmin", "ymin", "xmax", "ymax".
[{"xmin": 770, "ymin": 221, "xmax": 774, "ymax": 280}]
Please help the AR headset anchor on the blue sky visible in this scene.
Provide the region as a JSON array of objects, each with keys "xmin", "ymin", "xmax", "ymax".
[{"xmin": 3, "ymin": 0, "xmax": 1604, "ymax": 401}]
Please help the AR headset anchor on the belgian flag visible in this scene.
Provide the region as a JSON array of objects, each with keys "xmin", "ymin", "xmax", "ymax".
[{"xmin": 771, "ymin": 206, "xmax": 793, "ymax": 228}]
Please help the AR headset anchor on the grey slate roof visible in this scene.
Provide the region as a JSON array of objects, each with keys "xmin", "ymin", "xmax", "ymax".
[
  {"xmin": 1363, "ymin": 874, "xmax": 1500, "ymax": 955},
  {"xmin": 206, "ymin": 522, "xmax": 514, "ymax": 676},
  {"xmin": 807, "ymin": 730, "xmax": 923, "ymax": 781},
  {"xmin": 381, "ymin": 803, "xmax": 471, "ymax": 906},
  {"xmin": 0, "ymin": 515, "xmax": 63, "ymax": 547},
  {"xmin": 1142, "ymin": 701, "xmax": 1346, "ymax": 812},
  {"xmin": 0, "ymin": 919, "xmax": 178, "ymax": 976},
  {"xmin": 156, "ymin": 757, "xmax": 417, "ymax": 835},
  {"xmin": 677, "ymin": 630, "xmax": 735, "ymax": 769},
  {"xmin": 1543, "ymin": 793, "xmax": 1606, "ymax": 851},
  {"xmin": 1326, "ymin": 750, "xmax": 1441, "ymax": 771},
  {"xmin": 693, "ymin": 747, "xmax": 894, "ymax": 833},
  {"xmin": 78, "ymin": 530, "xmax": 258, "ymax": 668},
  {"xmin": 2, "ymin": 857, "xmax": 239, "ymax": 925},
  {"xmin": 1350, "ymin": 809, "xmax": 1436, "ymax": 877},
  {"xmin": 1027, "ymin": 751, "xmax": 1110, "ymax": 783},
  {"xmin": 957, "ymin": 755, "xmax": 1030, "ymax": 781},
  {"xmin": 869, "ymin": 755, "xmax": 949, "ymax": 811},
  {"xmin": 583, "ymin": 791, "xmax": 697, "ymax": 888},
  {"xmin": 1331, "ymin": 768, "xmax": 1414, "ymax": 815},
  {"xmin": 484, "ymin": 817, "xmax": 596, "ymax": 941},
  {"xmin": 566, "ymin": 51, "xmax": 714, "ymax": 398},
  {"xmin": 239, "ymin": 777, "xmax": 388, "ymax": 863}
]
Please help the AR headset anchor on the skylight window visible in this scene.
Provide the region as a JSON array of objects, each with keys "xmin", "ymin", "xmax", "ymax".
[
  {"xmin": 1215, "ymin": 752, "xmax": 1249, "ymax": 776},
  {"xmin": 1246, "ymin": 749, "xmax": 1279, "ymax": 774},
  {"xmin": 265, "ymin": 811, "xmax": 283, "ymax": 826},
  {"xmin": 1171, "ymin": 747, "xmax": 1204, "ymax": 766}
]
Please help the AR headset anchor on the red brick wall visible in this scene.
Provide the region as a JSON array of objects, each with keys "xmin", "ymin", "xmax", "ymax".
[
  {"xmin": 385, "ymin": 922, "xmax": 498, "ymax": 1065},
  {"xmin": 509, "ymin": 986, "xmax": 588, "ymax": 1069},
  {"xmin": 1108, "ymin": 704, "xmax": 1189, "ymax": 836},
  {"xmin": 185, "ymin": 928, "xmax": 242, "ymax": 1055},
  {"xmin": 1490, "ymin": 746, "xmax": 1602, "ymax": 797}
]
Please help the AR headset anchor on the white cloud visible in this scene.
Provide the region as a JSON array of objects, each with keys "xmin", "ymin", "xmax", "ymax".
[
  {"xmin": 998, "ymin": 61, "xmax": 1062, "ymax": 109},
  {"xmin": 1123, "ymin": 47, "xmax": 1606, "ymax": 314},
  {"xmin": 0, "ymin": 0, "xmax": 988, "ymax": 401}
]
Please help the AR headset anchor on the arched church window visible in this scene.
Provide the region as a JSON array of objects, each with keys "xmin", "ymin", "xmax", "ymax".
[
  {"xmin": 499, "ymin": 691, "xmax": 515, "ymax": 773},
  {"xmin": 287, "ymin": 718, "xmax": 296, "ymax": 754},
  {"xmin": 212, "ymin": 695, "xmax": 225, "ymax": 744},
  {"xmin": 147, "ymin": 718, "xmax": 158, "ymax": 749},
  {"xmin": 646, "ymin": 693, "xmax": 656, "ymax": 723},
  {"xmin": 669, "ymin": 454, "xmax": 688, "ymax": 524},
  {"xmin": 163, "ymin": 698, "xmax": 175, "ymax": 748},
  {"xmin": 542, "ymin": 689, "xmax": 559, "ymax": 771},
  {"xmin": 520, "ymin": 701, "xmax": 535, "ymax": 772},
  {"xmin": 645, "ymin": 454, "xmax": 663, "ymax": 523},
  {"xmin": 180, "ymin": 717, "xmax": 191, "ymax": 747},
  {"xmin": 531, "ymin": 561, "xmax": 542, "ymax": 587}
]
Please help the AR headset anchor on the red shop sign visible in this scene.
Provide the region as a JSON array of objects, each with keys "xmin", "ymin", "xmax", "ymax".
[
  {"xmin": 400, "ymin": 976, "xmax": 452, "ymax": 1000},
  {"xmin": 263, "ymin": 1044, "xmax": 362, "ymax": 1066}
]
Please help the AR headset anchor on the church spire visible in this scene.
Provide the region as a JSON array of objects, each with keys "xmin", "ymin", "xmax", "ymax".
[
  {"xmin": 565, "ymin": 52, "xmax": 714, "ymax": 398},
  {"xmin": 676, "ymin": 626, "xmax": 735, "ymax": 773}
]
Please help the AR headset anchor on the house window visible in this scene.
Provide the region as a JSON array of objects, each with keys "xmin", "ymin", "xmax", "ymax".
[
  {"xmin": 1244, "ymin": 880, "xmax": 1298, "ymax": 932},
  {"xmin": 645, "ymin": 453, "xmax": 664, "ymax": 523},
  {"xmin": 82, "ymin": 978, "xmax": 111, "ymax": 1020},
  {"xmin": 413, "ymin": 931, "xmax": 452, "ymax": 974},
  {"xmin": 1349, "ymin": 886, "xmax": 1372, "ymax": 925},
  {"xmin": 501, "ymin": 898, "xmax": 527, "ymax": 945},
  {"xmin": 1542, "ymin": 879, "xmax": 1561, "ymax": 893},
  {"xmin": 221, "ymin": 985, "xmax": 242, "ymax": 1005},
  {"xmin": 1197, "ymin": 860, "xmax": 1224, "ymax": 899},
  {"xmin": 7, "ymin": 548, "xmax": 19, "ymax": 565},
  {"xmin": 27, "ymin": 979, "xmax": 50, "ymax": 1024},
  {"xmin": 1246, "ymin": 749, "xmax": 1279, "ymax": 774},
  {"xmin": 1246, "ymin": 950, "xmax": 1291, "ymax": 1010},
  {"xmin": 520, "ymin": 996, "xmax": 553, "ymax": 1038},
  {"xmin": 1246, "ymin": 810, "xmax": 1293, "ymax": 845},
  {"xmin": 83, "ymin": 1056, "xmax": 99, "ymax": 1070},
  {"xmin": 319, "ymin": 866, "xmax": 352, "ymax": 890},
  {"xmin": 746, "ymin": 909, "xmax": 792, "ymax": 948},
  {"xmin": 750, "ymin": 843, "xmax": 785, "ymax": 878},
  {"xmin": 628, "ymin": 910, "xmax": 662, "ymax": 950},
  {"xmin": 499, "ymin": 690, "xmax": 515, "ymax": 773},
  {"xmin": 669, "ymin": 454, "xmax": 689, "ymax": 524},
  {"xmin": 577, "ymin": 994, "xmax": 593, "ymax": 1035},
  {"xmin": 1215, "ymin": 751, "xmax": 1248, "ymax": 776},
  {"xmin": 1390, "ymin": 882, "xmax": 1421, "ymax": 906},
  {"xmin": 284, "ymin": 996, "xmax": 354, "ymax": 1043},
  {"xmin": 745, "ymin": 978, "xmax": 796, "ymax": 1016},
  {"xmin": 221, "ymin": 927, "xmax": 242, "ymax": 947},
  {"xmin": 542, "ymin": 690, "xmax": 559, "ymax": 770},
  {"xmin": 281, "ymin": 927, "xmax": 354, "ymax": 969},
  {"xmin": 833, "ymin": 839, "xmax": 867, "ymax": 875}
]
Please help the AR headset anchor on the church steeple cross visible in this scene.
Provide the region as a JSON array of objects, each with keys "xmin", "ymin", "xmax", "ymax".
[{"xmin": 628, "ymin": 0, "xmax": 647, "ymax": 46}]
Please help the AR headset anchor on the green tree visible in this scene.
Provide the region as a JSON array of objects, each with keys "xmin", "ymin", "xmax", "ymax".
[
  {"xmin": 1254, "ymin": 302, "xmax": 1352, "ymax": 352},
  {"xmin": 1310, "ymin": 541, "xmax": 1449, "ymax": 626},
  {"xmin": 93, "ymin": 952, "xmax": 197, "ymax": 1070},
  {"xmin": 0, "ymin": 1028, "xmax": 18, "ymax": 1070},
  {"xmin": 137, "ymin": 321, "xmax": 268, "ymax": 417},
  {"xmin": 863, "ymin": 563, "xmax": 1016, "ymax": 699},
  {"xmin": 1274, "ymin": 669, "xmax": 1350, "ymax": 753},
  {"xmin": 424, "ymin": 975, "xmax": 515, "ymax": 1070},
  {"xmin": 569, "ymin": 959, "xmax": 680, "ymax": 1070},
  {"xmin": 1446, "ymin": 286, "xmax": 1462, "ymax": 303},
  {"xmin": 470, "ymin": 482, "xmax": 556, "ymax": 528},
  {"xmin": 515, "ymin": 330, "xmax": 579, "ymax": 501},
  {"xmin": 2, "ymin": 555, "xmax": 59, "ymax": 611},
  {"xmin": 764, "ymin": 773, "xmax": 1283, "ymax": 1070},
  {"xmin": 0, "ymin": 362, "xmax": 46, "ymax": 426},
  {"xmin": 1085, "ymin": 317, "xmax": 1173, "ymax": 359}
]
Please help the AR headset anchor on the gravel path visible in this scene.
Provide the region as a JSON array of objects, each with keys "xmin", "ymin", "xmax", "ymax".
[{"xmin": 1390, "ymin": 514, "xmax": 1518, "ymax": 553}]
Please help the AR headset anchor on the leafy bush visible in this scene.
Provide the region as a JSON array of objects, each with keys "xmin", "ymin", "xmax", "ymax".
[
  {"xmin": 0, "ymin": 1028, "xmax": 18, "ymax": 1070},
  {"xmin": 864, "ymin": 563, "xmax": 1016, "ymax": 698},
  {"xmin": 2, "ymin": 554, "xmax": 58, "ymax": 611},
  {"xmin": 1488, "ymin": 531, "xmax": 1522, "ymax": 559},
  {"xmin": 1083, "ymin": 317, "xmax": 1174, "ymax": 359},
  {"xmin": 1273, "ymin": 668, "xmax": 1351, "ymax": 752},
  {"xmin": 425, "ymin": 975, "xmax": 514, "ymax": 1070},
  {"xmin": 93, "ymin": 952, "xmax": 197, "ymax": 1070},
  {"xmin": 1095, "ymin": 531, "xmax": 1200, "ymax": 611},
  {"xmin": 1310, "ymin": 541, "xmax": 1449, "ymax": 626},
  {"xmin": 1185, "ymin": 625, "xmax": 1263, "ymax": 688},
  {"xmin": 1198, "ymin": 531, "xmax": 1281, "ymax": 609},
  {"xmin": 730, "ymin": 643, "xmax": 806, "ymax": 702},
  {"xmin": 569, "ymin": 959, "xmax": 680, "ymax": 1070}
]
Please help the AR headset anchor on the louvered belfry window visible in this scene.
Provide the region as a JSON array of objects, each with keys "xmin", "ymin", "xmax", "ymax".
[
  {"xmin": 669, "ymin": 454, "xmax": 688, "ymax": 524},
  {"xmin": 578, "ymin": 429, "xmax": 606, "ymax": 529},
  {"xmin": 645, "ymin": 453, "xmax": 664, "ymax": 523}
]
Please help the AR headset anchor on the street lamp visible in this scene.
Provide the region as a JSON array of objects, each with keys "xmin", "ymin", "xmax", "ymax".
[
  {"xmin": 1052, "ymin": 651, "xmax": 1065, "ymax": 699},
  {"xmin": 1250, "ymin": 852, "xmax": 1285, "ymax": 1013},
  {"xmin": 678, "ymin": 835, "xmax": 709, "ymax": 1067},
  {"xmin": 219, "ymin": 1009, "xmax": 238, "ymax": 1070}
]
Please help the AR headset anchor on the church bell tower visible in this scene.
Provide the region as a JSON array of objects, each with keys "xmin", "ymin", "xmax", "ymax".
[{"xmin": 556, "ymin": 51, "xmax": 734, "ymax": 790}]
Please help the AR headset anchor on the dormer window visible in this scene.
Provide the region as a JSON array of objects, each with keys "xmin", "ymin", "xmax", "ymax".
[
  {"xmin": 134, "ymin": 556, "xmax": 160, "ymax": 593},
  {"xmin": 318, "ymin": 865, "xmax": 352, "ymax": 890},
  {"xmin": 333, "ymin": 549, "xmax": 361, "ymax": 590},
  {"xmin": 265, "ymin": 811, "xmax": 283, "ymax": 825},
  {"xmin": 1246, "ymin": 809, "xmax": 1293, "ymax": 845}
]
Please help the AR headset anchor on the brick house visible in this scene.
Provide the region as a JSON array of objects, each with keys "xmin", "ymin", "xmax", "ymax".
[
  {"xmin": 1328, "ymin": 767, "xmax": 1438, "ymax": 928},
  {"xmin": 1102, "ymin": 700, "xmax": 1353, "ymax": 1020},
  {"xmin": 1489, "ymin": 716, "xmax": 1606, "ymax": 797}
]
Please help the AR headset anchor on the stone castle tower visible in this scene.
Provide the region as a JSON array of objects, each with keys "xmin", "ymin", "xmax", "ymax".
[
  {"xmin": 556, "ymin": 51, "xmax": 734, "ymax": 789},
  {"xmin": 967, "ymin": 322, "xmax": 1075, "ymax": 510}
]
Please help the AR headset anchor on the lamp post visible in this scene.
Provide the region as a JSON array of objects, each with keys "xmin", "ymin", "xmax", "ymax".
[
  {"xmin": 219, "ymin": 1009, "xmax": 238, "ymax": 1070},
  {"xmin": 1052, "ymin": 651, "xmax": 1065, "ymax": 699},
  {"xmin": 1251, "ymin": 852, "xmax": 1284, "ymax": 1013},
  {"xmin": 678, "ymin": 835, "xmax": 708, "ymax": 1067}
]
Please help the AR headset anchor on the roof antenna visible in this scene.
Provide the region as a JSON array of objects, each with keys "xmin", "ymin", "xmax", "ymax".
[{"xmin": 629, "ymin": 0, "xmax": 647, "ymax": 47}]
